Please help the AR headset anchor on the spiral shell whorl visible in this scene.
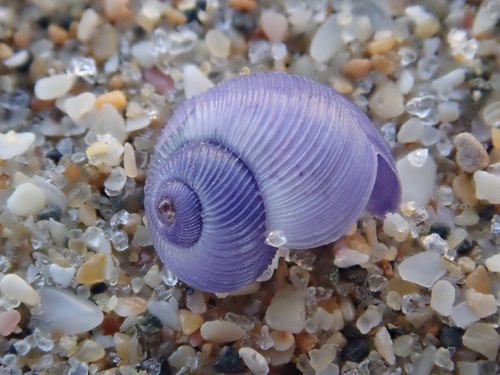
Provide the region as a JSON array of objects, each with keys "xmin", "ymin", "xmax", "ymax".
[{"xmin": 146, "ymin": 72, "xmax": 401, "ymax": 292}]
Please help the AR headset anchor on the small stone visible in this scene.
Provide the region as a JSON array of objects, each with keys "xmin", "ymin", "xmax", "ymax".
[
  {"xmin": 367, "ymin": 35, "xmax": 397, "ymax": 55},
  {"xmin": 430, "ymin": 280, "xmax": 455, "ymax": 316},
  {"xmin": 374, "ymin": 327, "xmax": 395, "ymax": 365},
  {"xmin": 369, "ymin": 81, "xmax": 405, "ymax": 119},
  {"xmin": 393, "ymin": 335, "xmax": 417, "ymax": 357},
  {"xmin": 310, "ymin": 15, "xmax": 342, "ymax": 63},
  {"xmin": 396, "ymin": 149, "xmax": 437, "ymax": 207},
  {"xmin": 342, "ymin": 58, "xmax": 372, "ymax": 79},
  {"xmin": 398, "ymin": 251, "xmax": 446, "ymax": 288},
  {"xmin": 75, "ymin": 339, "xmax": 105, "ymax": 362},
  {"xmin": 451, "ymin": 301, "xmax": 480, "ymax": 329},
  {"xmin": 356, "ymin": 307, "xmax": 381, "ymax": 334},
  {"xmin": 454, "ymin": 133, "xmax": 489, "ymax": 173},
  {"xmin": 169, "ymin": 345, "xmax": 196, "ymax": 369},
  {"xmin": 200, "ymin": 321, "xmax": 246, "ymax": 344},
  {"xmin": 183, "ymin": 64, "xmax": 214, "ymax": 99},
  {"xmin": 238, "ymin": 347, "xmax": 269, "ymax": 375},
  {"xmin": 7, "ymin": 182, "xmax": 47, "ymax": 217},
  {"xmin": 333, "ymin": 248, "xmax": 369, "ymax": 268},
  {"xmin": 0, "ymin": 273, "xmax": 40, "ymax": 305},
  {"xmin": 397, "ymin": 118, "xmax": 423, "ymax": 143},
  {"xmin": 339, "ymin": 339, "xmax": 369, "ymax": 363},
  {"xmin": 485, "ymin": 253, "xmax": 500, "ymax": 273},
  {"xmin": 439, "ymin": 325, "xmax": 463, "ymax": 348},
  {"xmin": 462, "ymin": 322, "xmax": 500, "ymax": 360},
  {"xmin": 383, "ymin": 213, "xmax": 410, "ymax": 242},
  {"xmin": 95, "ymin": 90, "xmax": 127, "ymax": 110},
  {"xmin": 465, "ymin": 264, "xmax": 490, "ymax": 294},
  {"xmin": 147, "ymin": 299, "xmax": 181, "ymax": 331},
  {"xmin": 308, "ymin": 344, "xmax": 336, "ymax": 372},
  {"xmin": 114, "ymin": 296, "xmax": 147, "ymax": 317},
  {"xmin": 405, "ymin": 5, "xmax": 440, "ymax": 38},
  {"xmin": 77, "ymin": 8, "xmax": 101, "ymax": 43},
  {"xmin": 265, "ymin": 286, "xmax": 305, "ymax": 333},
  {"xmin": 3, "ymin": 50, "xmax": 30, "ymax": 68},
  {"xmin": 37, "ymin": 288, "xmax": 104, "ymax": 334},
  {"xmin": 438, "ymin": 102, "xmax": 460, "ymax": 122},
  {"xmin": 482, "ymin": 100, "xmax": 500, "ymax": 128},
  {"xmin": 179, "ymin": 309, "xmax": 204, "ymax": 335},
  {"xmin": 213, "ymin": 346, "xmax": 247, "ymax": 374},
  {"xmin": 428, "ymin": 223, "xmax": 451, "ymax": 239},
  {"xmin": 0, "ymin": 310, "xmax": 21, "ymax": 336},
  {"xmin": 49, "ymin": 264, "xmax": 76, "ymax": 288},
  {"xmin": 34, "ymin": 74, "xmax": 75, "ymax": 100},
  {"xmin": 0, "ymin": 131, "xmax": 35, "ymax": 159},
  {"xmin": 260, "ymin": 10, "xmax": 288, "ymax": 43},
  {"xmin": 76, "ymin": 253, "xmax": 107, "ymax": 285},
  {"xmin": 205, "ymin": 29, "xmax": 231, "ymax": 58},
  {"xmin": 64, "ymin": 92, "xmax": 96, "ymax": 120},
  {"xmin": 271, "ymin": 331, "xmax": 295, "ymax": 352},
  {"xmin": 465, "ymin": 289, "xmax": 497, "ymax": 318},
  {"xmin": 435, "ymin": 347, "xmax": 454, "ymax": 371},
  {"xmin": 229, "ymin": 0, "xmax": 257, "ymax": 12}
]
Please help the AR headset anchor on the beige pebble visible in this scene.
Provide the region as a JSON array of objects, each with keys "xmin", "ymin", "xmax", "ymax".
[
  {"xmin": 104, "ymin": 0, "xmax": 132, "ymax": 22},
  {"xmin": 491, "ymin": 128, "xmax": 500, "ymax": 150},
  {"xmin": 114, "ymin": 333, "xmax": 132, "ymax": 364},
  {"xmin": 415, "ymin": 18, "xmax": 440, "ymax": 39},
  {"xmin": 454, "ymin": 132, "xmax": 489, "ymax": 173},
  {"xmin": 0, "ymin": 42, "xmax": 13, "ymax": 60},
  {"xmin": 371, "ymin": 54, "xmax": 397, "ymax": 75},
  {"xmin": 452, "ymin": 174, "xmax": 478, "ymax": 206},
  {"xmin": 76, "ymin": 253, "xmax": 107, "ymax": 285},
  {"xmin": 95, "ymin": 90, "xmax": 127, "ymax": 110},
  {"xmin": 78, "ymin": 203, "xmax": 97, "ymax": 226},
  {"xmin": 271, "ymin": 330, "xmax": 295, "ymax": 352},
  {"xmin": 332, "ymin": 77, "xmax": 353, "ymax": 95},
  {"xmin": 368, "ymin": 36, "xmax": 397, "ymax": 55},
  {"xmin": 200, "ymin": 320, "xmax": 246, "ymax": 344},
  {"xmin": 0, "ymin": 273, "xmax": 41, "ymax": 306},
  {"xmin": 465, "ymin": 289, "xmax": 498, "ymax": 318},
  {"xmin": 229, "ymin": 0, "xmax": 258, "ymax": 12},
  {"xmin": 465, "ymin": 265, "xmax": 490, "ymax": 294},
  {"xmin": 342, "ymin": 58, "xmax": 372, "ymax": 79},
  {"xmin": 369, "ymin": 81, "xmax": 405, "ymax": 119},
  {"xmin": 114, "ymin": 296, "xmax": 148, "ymax": 317},
  {"xmin": 164, "ymin": 6, "xmax": 187, "ymax": 25},
  {"xmin": 123, "ymin": 143, "xmax": 138, "ymax": 178},
  {"xmin": 75, "ymin": 339, "xmax": 105, "ymax": 362},
  {"xmin": 179, "ymin": 309, "xmax": 204, "ymax": 335},
  {"xmin": 48, "ymin": 24, "xmax": 70, "ymax": 45}
]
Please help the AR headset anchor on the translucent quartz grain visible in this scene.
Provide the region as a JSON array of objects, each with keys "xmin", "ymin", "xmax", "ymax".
[
  {"xmin": 397, "ymin": 118, "xmax": 423, "ymax": 143},
  {"xmin": 169, "ymin": 346, "xmax": 196, "ymax": 369},
  {"xmin": 183, "ymin": 65, "xmax": 214, "ymax": 99},
  {"xmin": 64, "ymin": 93, "xmax": 96, "ymax": 120},
  {"xmin": 464, "ymin": 289, "xmax": 497, "ymax": 318},
  {"xmin": 430, "ymin": 280, "xmax": 455, "ymax": 316},
  {"xmin": 356, "ymin": 307, "xmax": 381, "ymax": 334},
  {"xmin": 114, "ymin": 297, "xmax": 147, "ymax": 317},
  {"xmin": 374, "ymin": 327, "xmax": 395, "ymax": 365},
  {"xmin": 308, "ymin": 344, "xmax": 336, "ymax": 372},
  {"xmin": 75, "ymin": 340, "xmax": 105, "ymax": 362}
]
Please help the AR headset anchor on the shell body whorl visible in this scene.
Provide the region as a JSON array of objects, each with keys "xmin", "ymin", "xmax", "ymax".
[{"xmin": 145, "ymin": 72, "xmax": 401, "ymax": 292}]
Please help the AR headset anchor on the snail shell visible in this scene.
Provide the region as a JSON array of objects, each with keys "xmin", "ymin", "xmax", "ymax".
[{"xmin": 145, "ymin": 72, "xmax": 401, "ymax": 292}]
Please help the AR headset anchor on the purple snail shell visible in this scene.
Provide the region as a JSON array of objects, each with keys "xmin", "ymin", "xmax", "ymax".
[{"xmin": 145, "ymin": 72, "xmax": 401, "ymax": 292}]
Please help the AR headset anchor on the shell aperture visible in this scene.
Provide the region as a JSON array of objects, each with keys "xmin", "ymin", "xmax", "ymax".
[{"xmin": 145, "ymin": 72, "xmax": 401, "ymax": 292}]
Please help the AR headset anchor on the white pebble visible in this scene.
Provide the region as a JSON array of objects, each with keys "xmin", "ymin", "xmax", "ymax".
[
  {"xmin": 205, "ymin": 29, "xmax": 231, "ymax": 58},
  {"xmin": 374, "ymin": 327, "xmax": 395, "ymax": 365},
  {"xmin": 397, "ymin": 69, "xmax": 415, "ymax": 95},
  {"xmin": 84, "ymin": 104, "xmax": 127, "ymax": 145},
  {"xmin": 7, "ymin": 182, "xmax": 47, "ymax": 217},
  {"xmin": 34, "ymin": 74, "xmax": 76, "ymax": 101},
  {"xmin": 239, "ymin": 347, "xmax": 269, "ymax": 375},
  {"xmin": 333, "ymin": 248, "xmax": 369, "ymax": 268},
  {"xmin": 3, "ymin": 50, "xmax": 30, "ymax": 69},
  {"xmin": 431, "ymin": 69, "xmax": 465, "ymax": 95},
  {"xmin": 356, "ymin": 307, "xmax": 381, "ymax": 334},
  {"xmin": 481, "ymin": 100, "xmax": 500, "ymax": 127},
  {"xmin": 430, "ymin": 280, "xmax": 455, "ymax": 316},
  {"xmin": 260, "ymin": 10, "xmax": 288, "ymax": 43},
  {"xmin": 183, "ymin": 64, "xmax": 214, "ymax": 99},
  {"xmin": 396, "ymin": 149, "xmax": 437, "ymax": 207},
  {"xmin": 462, "ymin": 322, "xmax": 500, "ymax": 360},
  {"xmin": 0, "ymin": 131, "xmax": 35, "ymax": 160},
  {"xmin": 147, "ymin": 299, "xmax": 181, "ymax": 331},
  {"xmin": 369, "ymin": 81, "xmax": 405, "ymax": 119},
  {"xmin": 398, "ymin": 251, "xmax": 446, "ymax": 288},
  {"xmin": 265, "ymin": 286, "xmax": 305, "ymax": 333},
  {"xmin": 397, "ymin": 118, "xmax": 424, "ymax": 143},
  {"xmin": 186, "ymin": 289, "xmax": 206, "ymax": 314},
  {"xmin": 308, "ymin": 344, "xmax": 336, "ymax": 372},
  {"xmin": 36, "ymin": 288, "xmax": 103, "ymax": 334},
  {"xmin": 64, "ymin": 92, "xmax": 96, "ymax": 120},
  {"xmin": 77, "ymin": 8, "xmax": 101, "ymax": 43},
  {"xmin": 450, "ymin": 301, "xmax": 480, "ymax": 329},
  {"xmin": 169, "ymin": 346, "xmax": 196, "ymax": 369},
  {"xmin": 383, "ymin": 213, "xmax": 410, "ymax": 242},
  {"xmin": 131, "ymin": 41, "xmax": 156, "ymax": 68},
  {"xmin": 472, "ymin": 2, "xmax": 497, "ymax": 36},
  {"xmin": 0, "ymin": 273, "xmax": 41, "ymax": 305},
  {"xmin": 485, "ymin": 253, "xmax": 500, "ymax": 272},
  {"xmin": 48, "ymin": 264, "xmax": 76, "ymax": 288},
  {"xmin": 438, "ymin": 101, "xmax": 460, "ymax": 122},
  {"xmin": 393, "ymin": 335, "xmax": 417, "ymax": 357},
  {"xmin": 473, "ymin": 171, "xmax": 500, "ymax": 203},
  {"xmin": 310, "ymin": 15, "xmax": 343, "ymax": 63},
  {"xmin": 200, "ymin": 321, "xmax": 246, "ymax": 344}
]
